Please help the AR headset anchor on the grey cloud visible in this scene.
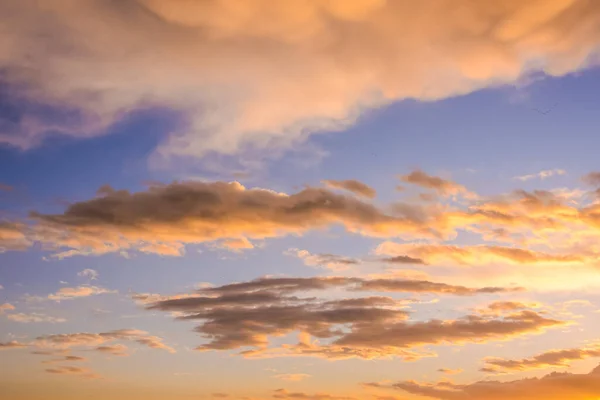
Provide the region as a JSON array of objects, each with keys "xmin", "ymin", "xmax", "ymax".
[
  {"xmin": 143, "ymin": 276, "xmax": 549, "ymax": 360},
  {"xmin": 26, "ymin": 181, "xmax": 435, "ymax": 258}
]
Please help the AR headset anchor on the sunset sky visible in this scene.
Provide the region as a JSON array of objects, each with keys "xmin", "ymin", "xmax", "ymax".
[{"xmin": 2, "ymin": 1, "xmax": 600, "ymax": 399}]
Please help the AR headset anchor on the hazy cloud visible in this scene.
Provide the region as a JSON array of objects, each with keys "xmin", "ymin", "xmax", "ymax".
[
  {"xmin": 0, "ymin": 222, "xmax": 31, "ymax": 252},
  {"xmin": 399, "ymin": 170, "xmax": 471, "ymax": 197},
  {"xmin": 34, "ymin": 329, "xmax": 175, "ymax": 353},
  {"xmin": 375, "ymin": 363, "xmax": 600, "ymax": 399},
  {"xmin": 286, "ymin": 248, "xmax": 360, "ymax": 271},
  {"xmin": 376, "ymin": 242, "xmax": 588, "ymax": 266},
  {"xmin": 77, "ymin": 269, "xmax": 98, "ymax": 280},
  {"xmin": 6, "ymin": 313, "xmax": 66, "ymax": 323},
  {"xmin": 95, "ymin": 344, "xmax": 129, "ymax": 357},
  {"xmin": 0, "ymin": 303, "xmax": 15, "ymax": 314},
  {"xmin": 482, "ymin": 344, "xmax": 600, "ymax": 373},
  {"xmin": 514, "ymin": 169, "xmax": 566, "ymax": 182},
  {"xmin": 0, "ymin": 341, "xmax": 27, "ymax": 350},
  {"xmin": 45, "ymin": 365, "xmax": 100, "ymax": 379},
  {"xmin": 582, "ymin": 172, "xmax": 600, "ymax": 186},
  {"xmin": 48, "ymin": 285, "xmax": 115, "ymax": 301},
  {"xmin": 273, "ymin": 373, "xmax": 311, "ymax": 382},
  {"xmin": 322, "ymin": 180, "xmax": 377, "ymax": 199}
]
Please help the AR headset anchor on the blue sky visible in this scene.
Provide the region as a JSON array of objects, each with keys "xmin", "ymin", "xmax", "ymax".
[{"xmin": 2, "ymin": 2, "xmax": 600, "ymax": 400}]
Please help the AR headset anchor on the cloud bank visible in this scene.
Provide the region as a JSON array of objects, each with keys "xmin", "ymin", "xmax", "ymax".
[{"xmin": 0, "ymin": 0, "xmax": 599, "ymax": 160}]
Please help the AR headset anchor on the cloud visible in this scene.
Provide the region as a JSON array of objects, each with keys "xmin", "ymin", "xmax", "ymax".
[
  {"xmin": 0, "ymin": 222, "xmax": 31, "ymax": 252},
  {"xmin": 375, "ymin": 242, "xmax": 589, "ymax": 267},
  {"xmin": 475, "ymin": 301, "xmax": 542, "ymax": 317},
  {"xmin": 24, "ymin": 181, "xmax": 438, "ymax": 258},
  {"xmin": 481, "ymin": 344, "xmax": 600, "ymax": 373},
  {"xmin": 34, "ymin": 329, "xmax": 175, "ymax": 353},
  {"xmin": 193, "ymin": 276, "xmax": 521, "ymax": 297},
  {"xmin": 374, "ymin": 363, "xmax": 600, "ymax": 400},
  {"xmin": 48, "ymin": 285, "xmax": 115, "ymax": 301},
  {"xmin": 398, "ymin": 171, "xmax": 471, "ymax": 197},
  {"xmin": 273, "ymin": 373, "xmax": 311, "ymax": 382},
  {"xmin": 356, "ymin": 279, "xmax": 521, "ymax": 295},
  {"xmin": 215, "ymin": 237, "xmax": 255, "ymax": 252},
  {"xmin": 0, "ymin": 303, "xmax": 15, "ymax": 314},
  {"xmin": 77, "ymin": 269, "xmax": 98, "ymax": 280},
  {"xmin": 7, "ymin": 173, "xmax": 600, "ymax": 292},
  {"xmin": 1, "ymin": 0, "xmax": 599, "ymax": 164},
  {"xmin": 6, "ymin": 313, "xmax": 66, "ymax": 323},
  {"xmin": 45, "ymin": 366, "xmax": 100, "ymax": 379},
  {"xmin": 582, "ymin": 172, "xmax": 600, "ymax": 186},
  {"xmin": 379, "ymin": 255, "xmax": 426, "ymax": 265},
  {"xmin": 514, "ymin": 169, "xmax": 566, "ymax": 181},
  {"xmin": 95, "ymin": 344, "xmax": 129, "ymax": 357},
  {"xmin": 0, "ymin": 341, "xmax": 27, "ymax": 350},
  {"xmin": 41, "ymin": 355, "xmax": 87, "ymax": 364},
  {"xmin": 144, "ymin": 276, "xmax": 555, "ymax": 360},
  {"xmin": 286, "ymin": 248, "xmax": 360, "ymax": 271},
  {"xmin": 438, "ymin": 368, "xmax": 463, "ymax": 375},
  {"xmin": 273, "ymin": 389, "xmax": 354, "ymax": 400},
  {"xmin": 322, "ymin": 180, "xmax": 376, "ymax": 199}
]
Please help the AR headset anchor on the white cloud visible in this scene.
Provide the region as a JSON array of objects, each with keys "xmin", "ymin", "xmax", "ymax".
[
  {"xmin": 77, "ymin": 269, "xmax": 99, "ymax": 281},
  {"xmin": 514, "ymin": 169, "xmax": 567, "ymax": 181}
]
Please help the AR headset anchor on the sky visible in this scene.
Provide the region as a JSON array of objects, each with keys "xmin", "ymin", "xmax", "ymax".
[{"xmin": 2, "ymin": 1, "xmax": 600, "ymax": 399}]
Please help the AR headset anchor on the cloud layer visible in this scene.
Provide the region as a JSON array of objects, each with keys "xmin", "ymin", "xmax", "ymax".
[
  {"xmin": 144, "ymin": 276, "xmax": 557, "ymax": 360},
  {"xmin": 0, "ymin": 0, "xmax": 599, "ymax": 160},
  {"xmin": 371, "ymin": 363, "xmax": 600, "ymax": 399}
]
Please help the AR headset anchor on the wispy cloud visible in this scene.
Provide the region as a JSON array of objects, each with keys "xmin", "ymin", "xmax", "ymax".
[
  {"xmin": 48, "ymin": 285, "xmax": 115, "ymax": 301},
  {"xmin": 514, "ymin": 169, "xmax": 566, "ymax": 181}
]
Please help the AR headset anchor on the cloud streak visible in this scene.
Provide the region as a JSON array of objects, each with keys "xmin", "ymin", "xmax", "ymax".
[
  {"xmin": 514, "ymin": 169, "xmax": 566, "ymax": 182},
  {"xmin": 48, "ymin": 285, "xmax": 115, "ymax": 301},
  {"xmin": 372, "ymin": 363, "xmax": 600, "ymax": 399},
  {"xmin": 143, "ymin": 276, "xmax": 555, "ymax": 360},
  {"xmin": 322, "ymin": 180, "xmax": 376, "ymax": 199},
  {"xmin": 482, "ymin": 344, "xmax": 600, "ymax": 373}
]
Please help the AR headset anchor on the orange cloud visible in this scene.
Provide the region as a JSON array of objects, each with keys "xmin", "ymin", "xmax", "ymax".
[
  {"xmin": 373, "ymin": 363, "xmax": 600, "ymax": 399},
  {"xmin": 1, "ymin": 1, "xmax": 599, "ymax": 162},
  {"xmin": 95, "ymin": 344, "xmax": 129, "ymax": 357},
  {"xmin": 0, "ymin": 341, "xmax": 27, "ymax": 350},
  {"xmin": 273, "ymin": 389, "xmax": 354, "ymax": 399},
  {"xmin": 399, "ymin": 170, "xmax": 471, "ymax": 197},
  {"xmin": 34, "ymin": 329, "xmax": 175, "ymax": 353},
  {"xmin": 438, "ymin": 368, "xmax": 463, "ymax": 375},
  {"xmin": 273, "ymin": 373, "xmax": 311, "ymax": 382},
  {"xmin": 0, "ymin": 303, "xmax": 15, "ymax": 314},
  {"xmin": 45, "ymin": 365, "xmax": 100, "ymax": 380},
  {"xmin": 482, "ymin": 344, "xmax": 600, "ymax": 373},
  {"xmin": 6, "ymin": 313, "xmax": 66, "ymax": 323},
  {"xmin": 25, "ymin": 181, "xmax": 437, "ymax": 258},
  {"xmin": 0, "ymin": 222, "xmax": 31, "ymax": 252},
  {"xmin": 375, "ymin": 242, "xmax": 587, "ymax": 267},
  {"xmin": 286, "ymin": 248, "xmax": 360, "ymax": 271},
  {"xmin": 322, "ymin": 180, "xmax": 377, "ymax": 199},
  {"xmin": 47, "ymin": 285, "xmax": 116, "ymax": 301}
]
